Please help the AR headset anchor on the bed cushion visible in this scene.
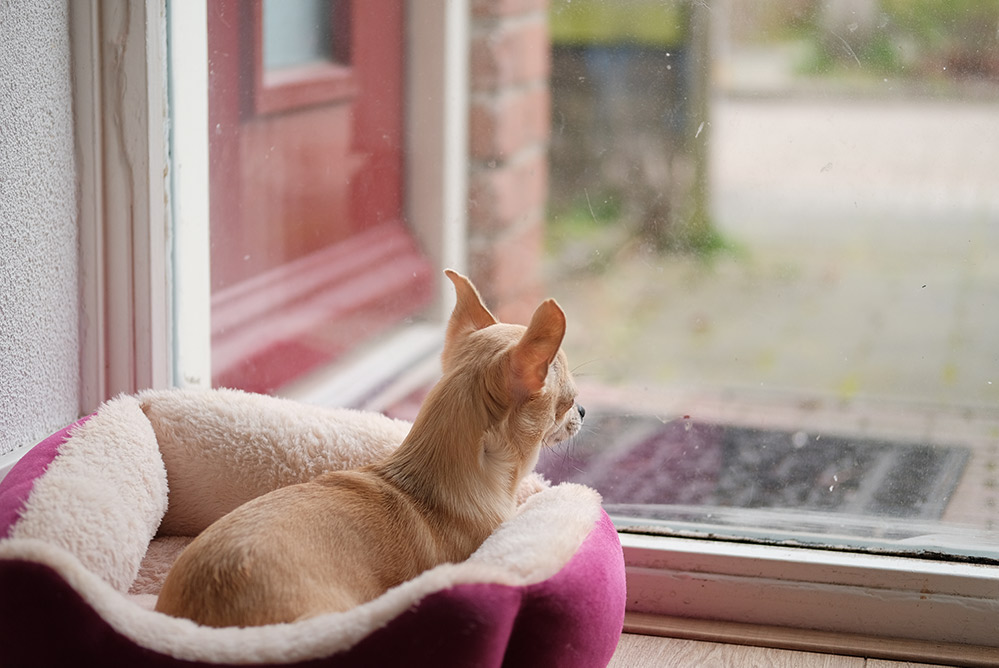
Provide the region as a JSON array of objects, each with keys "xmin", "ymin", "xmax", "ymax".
[{"xmin": 0, "ymin": 388, "xmax": 626, "ymax": 667}]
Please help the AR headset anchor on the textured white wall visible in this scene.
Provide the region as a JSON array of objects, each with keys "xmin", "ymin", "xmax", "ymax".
[{"xmin": 0, "ymin": 0, "xmax": 79, "ymax": 458}]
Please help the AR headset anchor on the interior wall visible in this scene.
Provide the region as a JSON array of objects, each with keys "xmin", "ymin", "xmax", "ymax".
[{"xmin": 0, "ymin": 0, "xmax": 80, "ymax": 460}]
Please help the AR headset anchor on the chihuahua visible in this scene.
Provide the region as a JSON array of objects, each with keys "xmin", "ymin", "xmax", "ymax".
[{"xmin": 155, "ymin": 270, "xmax": 584, "ymax": 627}]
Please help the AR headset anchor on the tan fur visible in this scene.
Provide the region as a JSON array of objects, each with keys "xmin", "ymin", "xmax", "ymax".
[{"xmin": 154, "ymin": 270, "xmax": 583, "ymax": 627}]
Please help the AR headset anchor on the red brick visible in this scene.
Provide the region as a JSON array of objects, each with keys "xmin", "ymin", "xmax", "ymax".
[
  {"xmin": 469, "ymin": 216, "xmax": 545, "ymax": 323},
  {"xmin": 470, "ymin": 18, "xmax": 550, "ymax": 91},
  {"xmin": 469, "ymin": 85, "xmax": 550, "ymax": 161},
  {"xmin": 468, "ymin": 147, "xmax": 548, "ymax": 234},
  {"xmin": 467, "ymin": 0, "xmax": 551, "ymax": 322}
]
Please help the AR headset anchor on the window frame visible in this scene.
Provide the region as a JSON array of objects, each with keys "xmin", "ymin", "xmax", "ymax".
[
  {"xmin": 73, "ymin": 0, "xmax": 174, "ymax": 414},
  {"xmin": 620, "ymin": 532, "xmax": 999, "ymax": 660},
  {"xmin": 72, "ymin": 1, "xmax": 999, "ymax": 660}
]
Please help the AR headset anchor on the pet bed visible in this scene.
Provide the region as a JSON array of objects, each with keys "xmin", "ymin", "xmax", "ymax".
[{"xmin": 0, "ymin": 388, "xmax": 625, "ymax": 667}]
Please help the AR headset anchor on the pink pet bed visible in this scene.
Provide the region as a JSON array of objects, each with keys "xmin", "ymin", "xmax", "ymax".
[{"xmin": 0, "ymin": 389, "xmax": 625, "ymax": 667}]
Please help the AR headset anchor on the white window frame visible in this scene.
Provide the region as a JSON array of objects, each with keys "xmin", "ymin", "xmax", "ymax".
[
  {"xmin": 621, "ymin": 533, "xmax": 999, "ymax": 663},
  {"xmin": 74, "ymin": 0, "xmax": 173, "ymax": 414},
  {"xmin": 72, "ymin": 1, "xmax": 999, "ymax": 662}
]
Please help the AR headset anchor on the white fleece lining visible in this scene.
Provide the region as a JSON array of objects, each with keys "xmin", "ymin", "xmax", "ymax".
[
  {"xmin": 8, "ymin": 395, "xmax": 168, "ymax": 592},
  {"xmin": 139, "ymin": 388, "xmax": 414, "ymax": 535},
  {"xmin": 0, "ymin": 388, "xmax": 603, "ymax": 664}
]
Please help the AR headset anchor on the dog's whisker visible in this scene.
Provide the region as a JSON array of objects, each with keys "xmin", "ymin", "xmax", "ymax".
[{"xmin": 571, "ymin": 358, "xmax": 602, "ymax": 374}]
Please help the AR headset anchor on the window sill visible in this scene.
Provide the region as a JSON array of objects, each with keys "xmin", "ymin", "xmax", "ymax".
[
  {"xmin": 278, "ymin": 323, "xmax": 443, "ymax": 410},
  {"xmin": 620, "ymin": 532, "xmax": 999, "ymax": 654},
  {"xmin": 622, "ymin": 612, "xmax": 999, "ymax": 666}
]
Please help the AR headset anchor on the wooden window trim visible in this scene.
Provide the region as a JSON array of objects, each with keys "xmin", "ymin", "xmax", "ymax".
[
  {"xmin": 621, "ymin": 532, "xmax": 999, "ymax": 654},
  {"xmin": 623, "ymin": 613, "xmax": 999, "ymax": 666},
  {"xmin": 72, "ymin": 0, "xmax": 173, "ymax": 414}
]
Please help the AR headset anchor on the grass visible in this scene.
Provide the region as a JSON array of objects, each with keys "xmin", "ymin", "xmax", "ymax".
[{"xmin": 546, "ymin": 193, "xmax": 747, "ymax": 284}]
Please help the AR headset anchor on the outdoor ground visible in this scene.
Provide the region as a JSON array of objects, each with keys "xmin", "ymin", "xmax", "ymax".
[{"xmin": 543, "ymin": 90, "xmax": 999, "ymax": 538}]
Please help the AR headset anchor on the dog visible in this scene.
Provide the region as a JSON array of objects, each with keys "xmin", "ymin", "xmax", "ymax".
[{"xmin": 155, "ymin": 270, "xmax": 584, "ymax": 627}]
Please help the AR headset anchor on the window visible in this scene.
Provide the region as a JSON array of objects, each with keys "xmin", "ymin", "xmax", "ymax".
[
  {"xmin": 73, "ymin": 0, "xmax": 999, "ymax": 658},
  {"xmin": 540, "ymin": 0, "xmax": 999, "ymax": 653},
  {"xmin": 257, "ymin": 0, "xmax": 355, "ymax": 113},
  {"xmin": 168, "ymin": 1, "xmax": 468, "ymax": 407},
  {"xmin": 206, "ymin": 0, "xmax": 440, "ymax": 395}
]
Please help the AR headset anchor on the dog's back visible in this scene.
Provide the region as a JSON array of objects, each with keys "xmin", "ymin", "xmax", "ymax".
[
  {"xmin": 154, "ymin": 271, "xmax": 582, "ymax": 627},
  {"xmin": 156, "ymin": 469, "xmax": 454, "ymax": 626}
]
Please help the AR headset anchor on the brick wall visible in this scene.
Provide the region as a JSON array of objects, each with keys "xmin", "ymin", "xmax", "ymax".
[{"xmin": 468, "ymin": 0, "xmax": 551, "ymax": 324}]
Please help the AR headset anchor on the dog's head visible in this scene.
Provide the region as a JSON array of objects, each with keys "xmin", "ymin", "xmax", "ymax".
[{"xmin": 441, "ymin": 270, "xmax": 584, "ymax": 458}]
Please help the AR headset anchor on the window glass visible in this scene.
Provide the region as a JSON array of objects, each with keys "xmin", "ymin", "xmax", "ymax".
[
  {"xmin": 541, "ymin": 0, "xmax": 999, "ymax": 559},
  {"xmin": 207, "ymin": 1, "xmax": 432, "ymax": 395},
  {"xmin": 204, "ymin": 0, "xmax": 999, "ymax": 561},
  {"xmin": 262, "ymin": 0, "xmax": 333, "ymax": 70}
]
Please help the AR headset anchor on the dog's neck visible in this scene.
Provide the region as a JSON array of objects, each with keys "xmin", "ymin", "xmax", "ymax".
[{"xmin": 374, "ymin": 374, "xmax": 533, "ymax": 532}]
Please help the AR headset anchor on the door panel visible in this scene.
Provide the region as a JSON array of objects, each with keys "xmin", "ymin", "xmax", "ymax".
[{"xmin": 207, "ymin": 1, "xmax": 432, "ymax": 394}]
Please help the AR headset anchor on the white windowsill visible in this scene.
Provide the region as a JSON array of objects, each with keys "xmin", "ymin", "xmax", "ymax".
[
  {"xmin": 620, "ymin": 531, "xmax": 999, "ymax": 650},
  {"xmin": 280, "ymin": 324, "xmax": 444, "ymax": 411}
]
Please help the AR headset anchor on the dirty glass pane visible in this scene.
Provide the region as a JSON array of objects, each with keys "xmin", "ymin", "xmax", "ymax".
[
  {"xmin": 263, "ymin": 0, "xmax": 333, "ymax": 70},
  {"xmin": 208, "ymin": 2, "xmax": 430, "ymax": 395},
  {"xmin": 540, "ymin": 0, "xmax": 999, "ymax": 559}
]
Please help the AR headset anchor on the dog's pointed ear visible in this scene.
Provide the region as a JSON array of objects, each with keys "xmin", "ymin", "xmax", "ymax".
[
  {"xmin": 509, "ymin": 299, "xmax": 566, "ymax": 400},
  {"xmin": 444, "ymin": 269, "xmax": 497, "ymax": 344}
]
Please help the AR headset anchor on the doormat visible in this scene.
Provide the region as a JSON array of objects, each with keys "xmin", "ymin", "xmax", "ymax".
[{"xmin": 537, "ymin": 414, "xmax": 970, "ymax": 520}]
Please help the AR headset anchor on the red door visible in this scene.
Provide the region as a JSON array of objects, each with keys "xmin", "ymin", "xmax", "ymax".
[{"xmin": 207, "ymin": 1, "xmax": 432, "ymax": 394}]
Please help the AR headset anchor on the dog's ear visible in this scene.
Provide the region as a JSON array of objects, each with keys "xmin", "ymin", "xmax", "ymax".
[
  {"xmin": 509, "ymin": 299, "xmax": 566, "ymax": 400},
  {"xmin": 444, "ymin": 270, "xmax": 497, "ymax": 345}
]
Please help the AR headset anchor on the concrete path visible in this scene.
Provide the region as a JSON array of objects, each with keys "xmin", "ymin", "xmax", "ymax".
[{"xmin": 550, "ymin": 95, "xmax": 999, "ymax": 411}]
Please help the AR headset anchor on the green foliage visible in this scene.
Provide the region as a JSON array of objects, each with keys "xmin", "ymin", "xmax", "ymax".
[
  {"xmin": 667, "ymin": 221, "xmax": 744, "ymax": 261},
  {"xmin": 794, "ymin": 0, "xmax": 999, "ymax": 79},
  {"xmin": 881, "ymin": 0, "xmax": 999, "ymax": 50},
  {"xmin": 547, "ymin": 192, "xmax": 622, "ymax": 249},
  {"xmin": 549, "ymin": 0, "xmax": 688, "ymax": 47}
]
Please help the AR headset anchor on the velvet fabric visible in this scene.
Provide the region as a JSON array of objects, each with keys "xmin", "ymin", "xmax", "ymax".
[
  {"xmin": 0, "ymin": 418, "xmax": 87, "ymax": 540},
  {"xmin": 0, "ymin": 514, "xmax": 624, "ymax": 667}
]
